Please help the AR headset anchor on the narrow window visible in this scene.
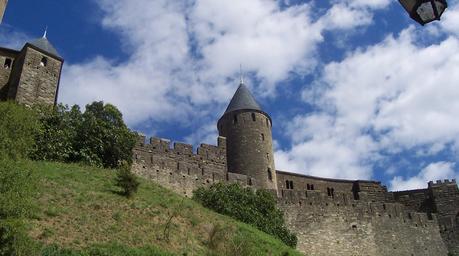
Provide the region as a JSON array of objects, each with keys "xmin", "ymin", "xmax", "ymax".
[
  {"xmin": 286, "ymin": 180, "xmax": 290, "ymax": 189},
  {"xmin": 233, "ymin": 115, "xmax": 238, "ymax": 124},
  {"xmin": 327, "ymin": 188, "xmax": 331, "ymax": 196},
  {"xmin": 266, "ymin": 118, "xmax": 269, "ymax": 127},
  {"xmin": 331, "ymin": 188, "xmax": 335, "ymax": 198},
  {"xmin": 4, "ymin": 58, "xmax": 12, "ymax": 69},
  {"xmin": 40, "ymin": 57, "xmax": 48, "ymax": 67},
  {"xmin": 311, "ymin": 184, "xmax": 315, "ymax": 190},
  {"xmin": 289, "ymin": 181, "xmax": 294, "ymax": 190},
  {"xmin": 177, "ymin": 162, "xmax": 180, "ymax": 170},
  {"xmin": 261, "ymin": 133, "xmax": 265, "ymax": 141},
  {"xmin": 307, "ymin": 184, "xmax": 310, "ymax": 190},
  {"xmin": 267, "ymin": 168, "xmax": 272, "ymax": 181},
  {"xmin": 251, "ymin": 113, "xmax": 256, "ymax": 121},
  {"xmin": 266, "ymin": 153, "xmax": 269, "ymax": 160}
]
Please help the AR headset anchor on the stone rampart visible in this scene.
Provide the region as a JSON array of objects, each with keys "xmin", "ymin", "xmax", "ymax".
[
  {"xmin": 279, "ymin": 193, "xmax": 448, "ymax": 256},
  {"xmin": 132, "ymin": 135, "xmax": 255, "ymax": 196},
  {"xmin": 132, "ymin": 134, "xmax": 453, "ymax": 255}
]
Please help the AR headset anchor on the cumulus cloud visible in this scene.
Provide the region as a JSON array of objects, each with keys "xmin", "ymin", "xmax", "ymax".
[
  {"xmin": 276, "ymin": 21, "xmax": 459, "ymax": 183},
  {"xmin": 58, "ymin": 0, "xmax": 390, "ymax": 129},
  {"xmin": 390, "ymin": 162, "xmax": 458, "ymax": 190}
]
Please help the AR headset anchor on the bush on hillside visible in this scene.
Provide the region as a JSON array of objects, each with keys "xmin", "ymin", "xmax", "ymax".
[
  {"xmin": 193, "ymin": 183, "xmax": 297, "ymax": 247},
  {"xmin": 115, "ymin": 163, "xmax": 140, "ymax": 198},
  {"xmin": 0, "ymin": 101, "xmax": 41, "ymax": 159},
  {"xmin": 0, "ymin": 156, "xmax": 39, "ymax": 255},
  {"xmin": 32, "ymin": 101, "xmax": 137, "ymax": 168}
]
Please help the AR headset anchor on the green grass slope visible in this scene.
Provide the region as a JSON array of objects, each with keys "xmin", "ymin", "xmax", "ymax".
[{"xmin": 27, "ymin": 161, "xmax": 301, "ymax": 256}]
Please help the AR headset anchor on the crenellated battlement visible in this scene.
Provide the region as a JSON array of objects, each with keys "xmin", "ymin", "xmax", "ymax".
[
  {"xmin": 428, "ymin": 179, "xmax": 458, "ymax": 187},
  {"xmin": 134, "ymin": 134, "xmax": 227, "ymax": 164}
]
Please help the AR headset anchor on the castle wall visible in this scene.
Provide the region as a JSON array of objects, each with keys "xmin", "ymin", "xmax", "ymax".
[
  {"xmin": 132, "ymin": 135, "xmax": 255, "ymax": 197},
  {"xmin": 280, "ymin": 192, "xmax": 448, "ymax": 256},
  {"xmin": 12, "ymin": 47, "xmax": 62, "ymax": 106},
  {"xmin": 0, "ymin": 47, "xmax": 18, "ymax": 100},
  {"xmin": 132, "ymin": 135, "xmax": 451, "ymax": 256}
]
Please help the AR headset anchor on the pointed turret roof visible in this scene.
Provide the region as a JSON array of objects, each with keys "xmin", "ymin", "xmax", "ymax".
[
  {"xmin": 27, "ymin": 35, "xmax": 61, "ymax": 59},
  {"xmin": 224, "ymin": 83, "xmax": 262, "ymax": 114}
]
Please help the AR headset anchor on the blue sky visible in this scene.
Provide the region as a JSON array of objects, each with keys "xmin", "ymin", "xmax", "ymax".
[{"xmin": 3, "ymin": 0, "xmax": 459, "ymax": 190}]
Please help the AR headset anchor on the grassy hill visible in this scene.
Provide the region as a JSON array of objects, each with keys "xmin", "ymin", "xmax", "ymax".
[{"xmin": 24, "ymin": 161, "xmax": 302, "ymax": 256}]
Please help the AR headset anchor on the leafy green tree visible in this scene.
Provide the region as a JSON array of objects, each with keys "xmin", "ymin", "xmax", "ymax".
[
  {"xmin": 193, "ymin": 183, "xmax": 297, "ymax": 247},
  {"xmin": 32, "ymin": 101, "xmax": 137, "ymax": 169},
  {"xmin": 77, "ymin": 101, "xmax": 137, "ymax": 168},
  {"xmin": 32, "ymin": 104, "xmax": 82, "ymax": 162}
]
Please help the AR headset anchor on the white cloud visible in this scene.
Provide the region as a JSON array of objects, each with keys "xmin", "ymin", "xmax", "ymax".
[
  {"xmin": 58, "ymin": 0, "xmax": 390, "ymax": 129},
  {"xmin": 277, "ymin": 25, "xmax": 459, "ymax": 183},
  {"xmin": 390, "ymin": 161, "xmax": 458, "ymax": 190}
]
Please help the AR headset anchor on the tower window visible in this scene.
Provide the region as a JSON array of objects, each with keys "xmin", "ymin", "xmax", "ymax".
[
  {"xmin": 286, "ymin": 180, "xmax": 294, "ymax": 189},
  {"xmin": 261, "ymin": 133, "xmax": 265, "ymax": 141},
  {"xmin": 266, "ymin": 153, "xmax": 269, "ymax": 160},
  {"xmin": 266, "ymin": 118, "xmax": 270, "ymax": 127},
  {"xmin": 4, "ymin": 58, "xmax": 12, "ymax": 69},
  {"xmin": 251, "ymin": 113, "xmax": 256, "ymax": 121},
  {"xmin": 233, "ymin": 115, "xmax": 238, "ymax": 124},
  {"xmin": 289, "ymin": 180, "xmax": 294, "ymax": 190},
  {"xmin": 267, "ymin": 168, "xmax": 272, "ymax": 181},
  {"xmin": 40, "ymin": 57, "xmax": 48, "ymax": 67}
]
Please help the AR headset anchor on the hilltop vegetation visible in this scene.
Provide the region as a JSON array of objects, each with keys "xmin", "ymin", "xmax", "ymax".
[{"xmin": 0, "ymin": 101, "xmax": 301, "ymax": 255}]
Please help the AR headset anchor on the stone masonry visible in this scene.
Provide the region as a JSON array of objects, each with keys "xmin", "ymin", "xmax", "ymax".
[
  {"xmin": 0, "ymin": 0, "xmax": 7, "ymax": 24},
  {"xmin": 132, "ymin": 82, "xmax": 459, "ymax": 256},
  {"xmin": 0, "ymin": 35, "xmax": 63, "ymax": 106}
]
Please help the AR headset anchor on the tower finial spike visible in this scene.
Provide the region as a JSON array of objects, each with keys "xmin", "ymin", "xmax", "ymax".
[
  {"xmin": 43, "ymin": 26, "xmax": 48, "ymax": 38},
  {"xmin": 239, "ymin": 64, "xmax": 244, "ymax": 85}
]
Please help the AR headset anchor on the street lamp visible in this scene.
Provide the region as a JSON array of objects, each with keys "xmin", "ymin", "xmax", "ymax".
[{"xmin": 399, "ymin": 0, "xmax": 447, "ymax": 25}]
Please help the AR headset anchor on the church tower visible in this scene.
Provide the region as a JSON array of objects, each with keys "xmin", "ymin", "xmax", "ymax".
[
  {"xmin": 218, "ymin": 81, "xmax": 278, "ymax": 191},
  {"xmin": 7, "ymin": 33, "xmax": 63, "ymax": 106}
]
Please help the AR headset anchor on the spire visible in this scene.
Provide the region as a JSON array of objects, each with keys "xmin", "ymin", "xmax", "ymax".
[
  {"xmin": 239, "ymin": 64, "xmax": 244, "ymax": 85},
  {"xmin": 43, "ymin": 26, "xmax": 48, "ymax": 38},
  {"xmin": 224, "ymin": 83, "xmax": 262, "ymax": 114}
]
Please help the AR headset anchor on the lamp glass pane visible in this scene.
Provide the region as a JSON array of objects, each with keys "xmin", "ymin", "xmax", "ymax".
[
  {"xmin": 399, "ymin": 0, "xmax": 417, "ymax": 12},
  {"xmin": 416, "ymin": 2, "xmax": 436, "ymax": 22},
  {"xmin": 435, "ymin": 1, "xmax": 446, "ymax": 16}
]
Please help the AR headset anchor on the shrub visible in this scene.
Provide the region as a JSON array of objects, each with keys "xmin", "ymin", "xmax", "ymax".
[
  {"xmin": 0, "ymin": 101, "xmax": 41, "ymax": 159},
  {"xmin": 0, "ymin": 158, "xmax": 39, "ymax": 256},
  {"xmin": 115, "ymin": 163, "xmax": 140, "ymax": 198},
  {"xmin": 0, "ymin": 218, "xmax": 38, "ymax": 256},
  {"xmin": 193, "ymin": 183, "xmax": 297, "ymax": 247}
]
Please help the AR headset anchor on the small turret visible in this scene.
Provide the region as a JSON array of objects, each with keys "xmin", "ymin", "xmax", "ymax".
[
  {"xmin": 7, "ymin": 32, "xmax": 63, "ymax": 106},
  {"xmin": 217, "ymin": 81, "xmax": 278, "ymax": 191}
]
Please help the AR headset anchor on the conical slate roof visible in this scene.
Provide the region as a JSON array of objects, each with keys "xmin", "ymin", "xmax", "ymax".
[
  {"xmin": 28, "ymin": 37, "xmax": 61, "ymax": 58},
  {"xmin": 224, "ymin": 83, "xmax": 262, "ymax": 114}
]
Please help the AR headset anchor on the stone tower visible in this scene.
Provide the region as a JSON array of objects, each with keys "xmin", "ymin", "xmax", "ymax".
[
  {"xmin": 0, "ymin": 0, "xmax": 7, "ymax": 24},
  {"xmin": 217, "ymin": 81, "xmax": 278, "ymax": 191},
  {"xmin": 7, "ymin": 34, "xmax": 63, "ymax": 106}
]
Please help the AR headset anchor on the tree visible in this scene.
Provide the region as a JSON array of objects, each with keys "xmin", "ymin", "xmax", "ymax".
[{"xmin": 77, "ymin": 101, "xmax": 137, "ymax": 168}]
